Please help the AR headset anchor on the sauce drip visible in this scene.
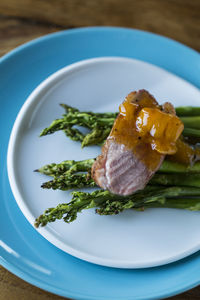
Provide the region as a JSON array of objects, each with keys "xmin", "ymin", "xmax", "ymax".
[{"xmin": 169, "ymin": 138, "xmax": 200, "ymax": 165}]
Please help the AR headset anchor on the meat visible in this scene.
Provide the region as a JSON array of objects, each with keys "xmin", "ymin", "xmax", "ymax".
[
  {"xmin": 92, "ymin": 139, "xmax": 160, "ymax": 195},
  {"xmin": 92, "ymin": 90, "xmax": 184, "ymax": 196}
]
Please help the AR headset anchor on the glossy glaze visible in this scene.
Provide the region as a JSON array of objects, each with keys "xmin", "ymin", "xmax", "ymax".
[{"xmin": 110, "ymin": 90, "xmax": 183, "ymax": 170}]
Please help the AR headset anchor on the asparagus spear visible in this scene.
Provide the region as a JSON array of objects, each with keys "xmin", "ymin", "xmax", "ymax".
[
  {"xmin": 149, "ymin": 173, "xmax": 200, "ymax": 187},
  {"xmin": 182, "ymin": 128, "xmax": 200, "ymax": 138},
  {"xmin": 60, "ymin": 103, "xmax": 118, "ymax": 118},
  {"xmin": 140, "ymin": 197, "xmax": 200, "ymax": 211},
  {"xmin": 35, "ymin": 186, "xmax": 200, "ymax": 227},
  {"xmin": 180, "ymin": 116, "xmax": 200, "ymax": 129},
  {"xmin": 159, "ymin": 160, "xmax": 200, "ymax": 173},
  {"xmin": 176, "ymin": 106, "xmax": 200, "ymax": 117},
  {"xmin": 95, "ymin": 186, "xmax": 200, "ymax": 215},
  {"xmin": 41, "ymin": 173, "xmax": 96, "ymax": 190},
  {"xmin": 34, "ymin": 186, "xmax": 159, "ymax": 227},
  {"xmin": 63, "ymin": 127, "xmax": 85, "ymax": 142},
  {"xmin": 81, "ymin": 126, "xmax": 112, "ymax": 147},
  {"xmin": 35, "ymin": 190, "xmax": 113, "ymax": 227},
  {"xmin": 35, "ymin": 159, "xmax": 95, "ymax": 177},
  {"xmin": 40, "ymin": 118, "xmax": 72, "ymax": 136},
  {"xmin": 39, "ymin": 109, "xmax": 114, "ymax": 139}
]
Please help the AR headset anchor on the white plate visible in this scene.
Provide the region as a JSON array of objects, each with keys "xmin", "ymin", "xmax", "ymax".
[{"xmin": 7, "ymin": 57, "xmax": 200, "ymax": 268}]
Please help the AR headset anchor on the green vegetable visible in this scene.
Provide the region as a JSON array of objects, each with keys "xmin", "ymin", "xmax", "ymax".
[
  {"xmin": 35, "ymin": 104, "xmax": 200, "ymax": 227},
  {"xmin": 40, "ymin": 104, "xmax": 116, "ymax": 147},
  {"xmin": 180, "ymin": 116, "xmax": 200, "ymax": 129},
  {"xmin": 35, "ymin": 189, "xmax": 114, "ymax": 227},
  {"xmin": 141, "ymin": 197, "xmax": 200, "ymax": 211},
  {"xmin": 35, "ymin": 158, "xmax": 95, "ymax": 177},
  {"xmin": 176, "ymin": 106, "xmax": 200, "ymax": 117},
  {"xmin": 41, "ymin": 173, "xmax": 96, "ymax": 190},
  {"xmin": 182, "ymin": 128, "xmax": 200, "ymax": 138},
  {"xmin": 149, "ymin": 173, "xmax": 200, "ymax": 187},
  {"xmin": 60, "ymin": 103, "xmax": 118, "ymax": 119},
  {"xmin": 159, "ymin": 160, "xmax": 200, "ymax": 173},
  {"xmin": 35, "ymin": 186, "xmax": 200, "ymax": 227}
]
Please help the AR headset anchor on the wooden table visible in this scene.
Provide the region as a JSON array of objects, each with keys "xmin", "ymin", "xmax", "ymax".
[{"xmin": 0, "ymin": 1, "xmax": 200, "ymax": 299}]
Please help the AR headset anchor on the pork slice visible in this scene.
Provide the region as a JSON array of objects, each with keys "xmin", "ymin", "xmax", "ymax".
[
  {"xmin": 92, "ymin": 139, "xmax": 164, "ymax": 196},
  {"xmin": 91, "ymin": 90, "xmax": 179, "ymax": 196}
]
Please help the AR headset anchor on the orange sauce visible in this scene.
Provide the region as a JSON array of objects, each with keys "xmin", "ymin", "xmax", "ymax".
[
  {"xmin": 136, "ymin": 108, "xmax": 184, "ymax": 154},
  {"xmin": 108, "ymin": 91, "xmax": 184, "ymax": 170},
  {"xmin": 169, "ymin": 138, "xmax": 200, "ymax": 165}
]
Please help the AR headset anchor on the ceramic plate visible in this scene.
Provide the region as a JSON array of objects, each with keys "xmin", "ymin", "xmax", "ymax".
[
  {"xmin": 1, "ymin": 27, "xmax": 200, "ymax": 299},
  {"xmin": 7, "ymin": 56, "xmax": 200, "ymax": 268}
]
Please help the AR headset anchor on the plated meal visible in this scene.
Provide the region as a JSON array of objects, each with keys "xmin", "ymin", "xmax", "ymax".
[
  {"xmin": 35, "ymin": 89, "xmax": 200, "ymax": 227},
  {"xmin": 7, "ymin": 56, "xmax": 200, "ymax": 269}
]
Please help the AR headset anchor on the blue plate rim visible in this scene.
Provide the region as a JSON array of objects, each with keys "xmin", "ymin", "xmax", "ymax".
[
  {"xmin": 2, "ymin": 257, "xmax": 200, "ymax": 300},
  {"xmin": 0, "ymin": 26, "xmax": 199, "ymax": 65},
  {"xmin": 1, "ymin": 26, "xmax": 200, "ymax": 300}
]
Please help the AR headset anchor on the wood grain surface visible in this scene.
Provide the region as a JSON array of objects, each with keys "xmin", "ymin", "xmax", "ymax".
[{"xmin": 0, "ymin": 0, "xmax": 200, "ymax": 299}]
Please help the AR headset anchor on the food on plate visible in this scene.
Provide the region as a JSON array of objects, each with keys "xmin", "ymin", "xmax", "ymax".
[
  {"xmin": 35, "ymin": 90, "xmax": 200, "ymax": 227},
  {"xmin": 91, "ymin": 90, "xmax": 183, "ymax": 195}
]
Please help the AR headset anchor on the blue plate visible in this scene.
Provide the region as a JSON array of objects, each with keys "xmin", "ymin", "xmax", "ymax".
[{"xmin": 1, "ymin": 27, "xmax": 200, "ymax": 300}]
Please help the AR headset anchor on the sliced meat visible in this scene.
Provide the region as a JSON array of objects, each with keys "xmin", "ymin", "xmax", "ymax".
[
  {"xmin": 92, "ymin": 89, "xmax": 183, "ymax": 196},
  {"xmin": 92, "ymin": 140, "xmax": 158, "ymax": 195}
]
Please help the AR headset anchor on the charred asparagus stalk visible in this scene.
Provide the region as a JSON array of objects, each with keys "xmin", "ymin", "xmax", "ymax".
[
  {"xmin": 41, "ymin": 173, "xmax": 96, "ymax": 190},
  {"xmin": 35, "ymin": 159, "xmax": 95, "ymax": 177},
  {"xmin": 40, "ymin": 104, "xmax": 116, "ymax": 147},
  {"xmin": 35, "ymin": 186, "xmax": 200, "ymax": 227}
]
